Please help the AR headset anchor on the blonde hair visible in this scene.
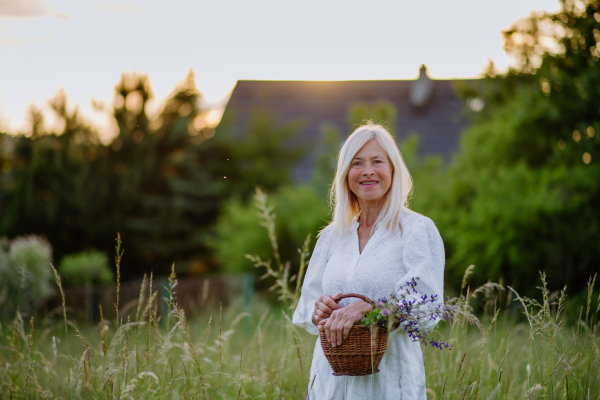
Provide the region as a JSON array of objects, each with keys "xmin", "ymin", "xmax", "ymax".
[{"xmin": 326, "ymin": 122, "xmax": 412, "ymax": 238}]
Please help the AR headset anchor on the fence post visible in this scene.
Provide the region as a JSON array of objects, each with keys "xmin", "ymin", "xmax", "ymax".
[
  {"xmin": 90, "ymin": 286, "xmax": 99, "ymax": 325},
  {"xmin": 243, "ymin": 274, "xmax": 254, "ymax": 334},
  {"xmin": 160, "ymin": 278, "xmax": 169, "ymax": 330}
]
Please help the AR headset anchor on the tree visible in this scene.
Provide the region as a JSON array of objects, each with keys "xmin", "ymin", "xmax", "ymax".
[
  {"xmin": 0, "ymin": 91, "xmax": 111, "ymax": 262},
  {"xmin": 0, "ymin": 70, "xmax": 308, "ymax": 278},
  {"xmin": 347, "ymin": 100, "xmax": 397, "ymax": 139},
  {"xmin": 213, "ymin": 109, "xmax": 307, "ymax": 198},
  {"xmin": 420, "ymin": 0, "xmax": 600, "ymax": 295}
]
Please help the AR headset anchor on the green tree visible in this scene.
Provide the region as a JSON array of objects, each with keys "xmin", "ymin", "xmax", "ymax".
[
  {"xmin": 0, "ymin": 92, "xmax": 111, "ymax": 262},
  {"xmin": 0, "ymin": 235, "xmax": 53, "ymax": 317},
  {"xmin": 212, "ymin": 185, "xmax": 329, "ymax": 274},
  {"xmin": 311, "ymin": 123, "xmax": 342, "ymax": 195},
  {"xmin": 214, "ymin": 109, "xmax": 307, "ymax": 198},
  {"xmin": 347, "ymin": 100, "xmax": 397, "ymax": 139},
  {"xmin": 420, "ymin": 0, "xmax": 600, "ymax": 295},
  {"xmin": 58, "ymin": 250, "xmax": 114, "ymax": 287},
  {"xmin": 0, "ymin": 70, "xmax": 308, "ymax": 278},
  {"xmin": 109, "ymin": 71, "xmax": 219, "ymax": 273}
]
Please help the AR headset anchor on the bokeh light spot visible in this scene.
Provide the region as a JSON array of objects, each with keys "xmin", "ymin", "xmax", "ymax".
[
  {"xmin": 587, "ymin": 126, "xmax": 595, "ymax": 137},
  {"xmin": 583, "ymin": 152, "xmax": 591, "ymax": 164}
]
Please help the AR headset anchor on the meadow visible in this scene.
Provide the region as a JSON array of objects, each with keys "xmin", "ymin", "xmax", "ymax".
[
  {"xmin": 1, "ymin": 250, "xmax": 599, "ymax": 399},
  {"xmin": 2, "ymin": 196, "xmax": 599, "ymax": 399}
]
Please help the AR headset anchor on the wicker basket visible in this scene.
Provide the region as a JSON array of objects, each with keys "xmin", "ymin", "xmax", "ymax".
[{"xmin": 318, "ymin": 293, "xmax": 388, "ymax": 376}]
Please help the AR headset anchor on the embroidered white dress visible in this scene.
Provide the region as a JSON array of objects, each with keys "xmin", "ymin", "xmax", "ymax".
[{"xmin": 292, "ymin": 210, "xmax": 445, "ymax": 400}]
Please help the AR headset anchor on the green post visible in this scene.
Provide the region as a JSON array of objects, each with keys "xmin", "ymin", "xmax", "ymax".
[
  {"xmin": 243, "ymin": 274, "xmax": 254, "ymax": 334},
  {"xmin": 90, "ymin": 287, "xmax": 99, "ymax": 325},
  {"xmin": 160, "ymin": 278, "xmax": 169, "ymax": 330}
]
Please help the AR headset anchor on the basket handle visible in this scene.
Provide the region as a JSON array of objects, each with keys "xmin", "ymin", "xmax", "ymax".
[{"xmin": 331, "ymin": 293, "xmax": 373, "ymax": 305}]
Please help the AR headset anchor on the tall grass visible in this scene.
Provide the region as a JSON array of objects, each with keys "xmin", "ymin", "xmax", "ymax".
[{"xmin": 0, "ymin": 192, "xmax": 598, "ymax": 399}]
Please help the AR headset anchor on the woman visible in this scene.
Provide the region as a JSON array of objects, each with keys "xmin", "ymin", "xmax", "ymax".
[{"xmin": 292, "ymin": 123, "xmax": 445, "ymax": 399}]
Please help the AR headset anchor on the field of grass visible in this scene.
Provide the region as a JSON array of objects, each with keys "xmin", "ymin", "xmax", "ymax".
[
  {"xmin": 1, "ymin": 200, "xmax": 599, "ymax": 399},
  {"xmin": 0, "ymin": 265, "xmax": 598, "ymax": 399}
]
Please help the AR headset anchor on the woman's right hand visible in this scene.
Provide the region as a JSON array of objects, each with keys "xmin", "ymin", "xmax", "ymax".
[{"xmin": 313, "ymin": 293, "xmax": 342, "ymax": 325}]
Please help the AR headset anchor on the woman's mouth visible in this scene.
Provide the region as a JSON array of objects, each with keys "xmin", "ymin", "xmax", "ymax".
[{"xmin": 360, "ymin": 181, "xmax": 378, "ymax": 186}]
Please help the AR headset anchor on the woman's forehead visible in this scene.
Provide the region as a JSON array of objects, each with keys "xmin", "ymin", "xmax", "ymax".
[{"xmin": 353, "ymin": 139, "xmax": 388, "ymax": 158}]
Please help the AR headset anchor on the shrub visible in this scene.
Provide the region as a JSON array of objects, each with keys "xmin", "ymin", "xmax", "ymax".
[
  {"xmin": 212, "ymin": 185, "xmax": 330, "ymax": 274},
  {"xmin": 0, "ymin": 235, "xmax": 53, "ymax": 316},
  {"xmin": 58, "ymin": 250, "xmax": 114, "ymax": 287}
]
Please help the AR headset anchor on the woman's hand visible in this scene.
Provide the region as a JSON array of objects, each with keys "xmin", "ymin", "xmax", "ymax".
[
  {"xmin": 321, "ymin": 300, "xmax": 374, "ymax": 347},
  {"xmin": 313, "ymin": 293, "xmax": 342, "ymax": 326}
]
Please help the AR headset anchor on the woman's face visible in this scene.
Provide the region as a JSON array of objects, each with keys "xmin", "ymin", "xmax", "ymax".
[{"xmin": 347, "ymin": 139, "xmax": 392, "ymax": 203}]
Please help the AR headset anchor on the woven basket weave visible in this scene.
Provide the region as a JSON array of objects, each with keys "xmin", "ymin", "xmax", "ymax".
[{"xmin": 318, "ymin": 293, "xmax": 388, "ymax": 376}]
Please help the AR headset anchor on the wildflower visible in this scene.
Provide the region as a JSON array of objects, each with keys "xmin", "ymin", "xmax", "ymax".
[{"xmin": 361, "ymin": 279, "xmax": 453, "ymax": 351}]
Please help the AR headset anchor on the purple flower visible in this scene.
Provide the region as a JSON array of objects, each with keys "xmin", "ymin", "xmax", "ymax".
[
  {"xmin": 376, "ymin": 301, "xmax": 385, "ymax": 309},
  {"xmin": 381, "ymin": 309, "xmax": 390, "ymax": 317}
]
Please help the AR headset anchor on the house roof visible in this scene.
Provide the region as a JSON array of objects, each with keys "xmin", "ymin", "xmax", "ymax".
[{"xmin": 221, "ymin": 68, "xmax": 473, "ymax": 181}]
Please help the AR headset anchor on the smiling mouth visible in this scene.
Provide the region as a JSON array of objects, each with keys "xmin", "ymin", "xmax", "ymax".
[{"xmin": 360, "ymin": 181, "xmax": 379, "ymax": 186}]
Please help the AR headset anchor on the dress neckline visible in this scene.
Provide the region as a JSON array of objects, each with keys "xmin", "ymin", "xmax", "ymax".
[{"xmin": 352, "ymin": 221, "xmax": 382, "ymax": 255}]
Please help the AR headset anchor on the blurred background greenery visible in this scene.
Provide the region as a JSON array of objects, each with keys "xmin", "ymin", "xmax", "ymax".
[{"xmin": 0, "ymin": 0, "xmax": 598, "ymax": 317}]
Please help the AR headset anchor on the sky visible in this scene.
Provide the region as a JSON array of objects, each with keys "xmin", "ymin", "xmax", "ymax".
[{"xmin": 0, "ymin": 0, "xmax": 560, "ymax": 140}]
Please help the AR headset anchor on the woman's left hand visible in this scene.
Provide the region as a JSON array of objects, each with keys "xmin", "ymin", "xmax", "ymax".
[{"xmin": 320, "ymin": 300, "xmax": 373, "ymax": 347}]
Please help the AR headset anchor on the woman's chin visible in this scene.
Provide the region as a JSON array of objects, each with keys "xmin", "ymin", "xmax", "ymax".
[{"xmin": 357, "ymin": 192, "xmax": 385, "ymax": 202}]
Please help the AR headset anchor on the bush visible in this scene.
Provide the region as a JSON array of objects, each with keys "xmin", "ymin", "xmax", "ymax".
[
  {"xmin": 0, "ymin": 235, "xmax": 53, "ymax": 316},
  {"xmin": 212, "ymin": 185, "xmax": 330, "ymax": 274},
  {"xmin": 58, "ymin": 250, "xmax": 114, "ymax": 287}
]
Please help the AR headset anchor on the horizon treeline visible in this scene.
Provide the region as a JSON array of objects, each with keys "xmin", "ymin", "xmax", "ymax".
[{"xmin": 0, "ymin": 70, "xmax": 305, "ymax": 279}]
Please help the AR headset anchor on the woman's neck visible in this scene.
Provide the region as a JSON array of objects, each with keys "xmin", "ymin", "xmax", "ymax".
[{"xmin": 358, "ymin": 198, "xmax": 385, "ymax": 227}]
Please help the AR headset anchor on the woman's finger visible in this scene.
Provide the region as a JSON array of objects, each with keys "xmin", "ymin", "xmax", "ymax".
[
  {"xmin": 342, "ymin": 319, "xmax": 354, "ymax": 340},
  {"xmin": 316, "ymin": 303, "xmax": 334, "ymax": 316},
  {"xmin": 325, "ymin": 311, "xmax": 339, "ymax": 346},
  {"xmin": 330, "ymin": 310, "xmax": 345, "ymax": 347},
  {"xmin": 315, "ymin": 309, "xmax": 330, "ymax": 321},
  {"xmin": 323, "ymin": 316, "xmax": 333, "ymax": 343},
  {"xmin": 336, "ymin": 313, "xmax": 349, "ymax": 346},
  {"xmin": 322, "ymin": 296, "xmax": 340, "ymax": 311},
  {"xmin": 315, "ymin": 295, "xmax": 341, "ymax": 318}
]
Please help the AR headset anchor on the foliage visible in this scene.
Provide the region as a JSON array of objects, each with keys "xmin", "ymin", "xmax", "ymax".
[
  {"xmin": 0, "ymin": 93, "xmax": 109, "ymax": 268},
  {"xmin": 0, "ymin": 257, "xmax": 598, "ymax": 398},
  {"xmin": 58, "ymin": 250, "xmax": 114, "ymax": 287},
  {"xmin": 214, "ymin": 110, "xmax": 307, "ymax": 198},
  {"xmin": 347, "ymin": 100, "xmax": 397, "ymax": 139},
  {"xmin": 310, "ymin": 123, "xmax": 341, "ymax": 194},
  {"xmin": 212, "ymin": 186, "xmax": 329, "ymax": 275},
  {"xmin": 0, "ymin": 207, "xmax": 599, "ymax": 399},
  {"xmin": 244, "ymin": 188, "xmax": 312, "ymax": 310},
  {"xmin": 109, "ymin": 71, "xmax": 223, "ymax": 274},
  {"xmin": 0, "ymin": 235, "xmax": 53, "ymax": 317},
  {"xmin": 406, "ymin": 0, "xmax": 600, "ymax": 296},
  {"xmin": 0, "ymin": 71, "xmax": 305, "ymax": 277}
]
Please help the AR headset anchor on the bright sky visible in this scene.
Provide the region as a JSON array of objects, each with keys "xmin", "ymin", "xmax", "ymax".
[{"xmin": 1, "ymin": 0, "xmax": 560, "ymax": 138}]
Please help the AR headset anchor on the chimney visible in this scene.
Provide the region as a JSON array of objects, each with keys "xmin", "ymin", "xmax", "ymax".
[{"xmin": 409, "ymin": 65, "xmax": 434, "ymax": 107}]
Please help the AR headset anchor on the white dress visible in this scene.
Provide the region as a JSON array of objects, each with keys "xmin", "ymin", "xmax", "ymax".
[{"xmin": 292, "ymin": 210, "xmax": 445, "ymax": 400}]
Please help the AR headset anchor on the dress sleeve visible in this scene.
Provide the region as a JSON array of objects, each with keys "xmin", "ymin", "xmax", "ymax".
[
  {"xmin": 292, "ymin": 227, "xmax": 332, "ymax": 335},
  {"xmin": 394, "ymin": 216, "xmax": 445, "ymax": 333}
]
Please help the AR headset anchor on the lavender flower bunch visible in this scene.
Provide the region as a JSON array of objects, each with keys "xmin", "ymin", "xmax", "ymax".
[{"xmin": 360, "ymin": 277, "xmax": 454, "ymax": 350}]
